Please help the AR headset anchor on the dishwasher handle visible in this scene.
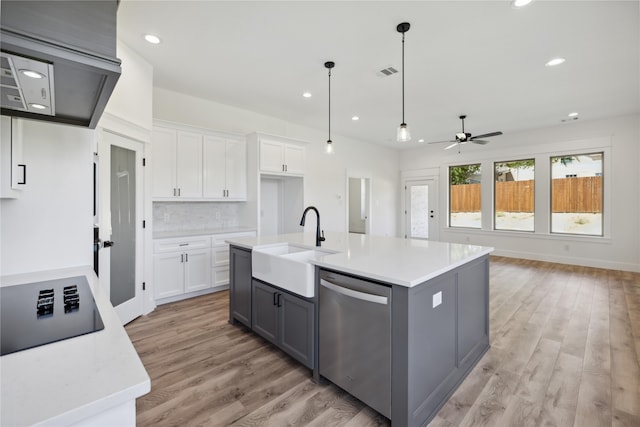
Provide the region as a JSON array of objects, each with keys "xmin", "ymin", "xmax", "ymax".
[{"xmin": 320, "ymin": 279, "xmax": 389, "ymax": 305}]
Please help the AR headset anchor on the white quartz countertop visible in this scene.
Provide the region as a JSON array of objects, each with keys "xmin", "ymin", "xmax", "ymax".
[
  {"xmin": 0, "ymin": 266, "xmax": 150, "ymax": 427},
  {"xmin": 226, "ymin": 232, "xmax": 494, "ymax": 287},
  {"xmin": 153, "ymin": 227, "xmax": 256, "ymax": 239}
]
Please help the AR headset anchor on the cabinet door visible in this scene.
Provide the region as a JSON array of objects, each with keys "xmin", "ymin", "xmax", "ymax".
[
  {"xmin": 202, "ymin": 135, "xmax": 227, "ymax": 199},
  {"xmin": 225, "ymin": 139, "xmax": 247, "ymax": 200},
  {"xmin": 229, "ymin": 246, "xmax": 252, "ymax": 327},
  {"xmin": 176, "ymin": 131, "xmax": 202, "ymax": 197},
  {"xmin": 279, "ymin": 292, "xmax": 314, "ymax": 369},
  {"xmin": 284, "ymin": 144, "xmax": 305, "ymax": 175},
  {"xmin": 251, "ymin": 280, "xmax": 278, "ymax": 345},
  {"xmin": 184, "ymin": 248, "xmax": 211, "ymax": 293},
  {"xmin": 153, "ymin": 252, "xmax": 184, "ymax": 299},
  {"xmin": 259, "ymin": 140, "xmax": 284, "ymax": 173},
  {"xmin": 151, "ymin": 127, "xmax": 178, "ymax": 198},
  {"xmin": 213, "ymin": 245, "xmax": 229, "ymax": 267}
]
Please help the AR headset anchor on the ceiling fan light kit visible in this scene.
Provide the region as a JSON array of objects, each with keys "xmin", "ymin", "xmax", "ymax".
[
  {"xmin": 427, "ymin": 114, "xmax": 503, "ymax": 152},
  {"xmin": 396, "ymin": 22, "xmax": 411, "ymax": 142}
]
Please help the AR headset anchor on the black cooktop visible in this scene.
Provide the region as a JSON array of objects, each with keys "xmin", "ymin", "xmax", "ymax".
[{"xmin": 1, "ymin": 276, "xmax": 104, "ymax": 356}]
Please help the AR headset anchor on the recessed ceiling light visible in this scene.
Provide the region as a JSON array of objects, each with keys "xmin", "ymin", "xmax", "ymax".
[
  {"xmin": 20, "ymin": 69, "xmax": 45, "ymax": 79},
  {"xmin": 418, "ymin": 138, "xmax": 425, "ymax": 143},
  {"xmin": 302, "ymin": 92, "xmax": 312, "ymax": 98},
  {"xmin": 568, "ymin": 112, "xmax": 579, "ymax": 117},
  {"xmin": 351, "ymin": 116, "xmax": 359, "ymax": 121},
  {"xmin": 545, "ymin": 57, "xmax": 566, "ymax": 67},
  {"xmin": 512, "ymin": 0, "xmax": 533, "ymax": 8},
  {"xmin": 144, "ymin": 34, "xmax": 161, "ymax": 44},
  {"xmin": 29, "ymin": 103, "xmax": 47, "ymax": 110}
]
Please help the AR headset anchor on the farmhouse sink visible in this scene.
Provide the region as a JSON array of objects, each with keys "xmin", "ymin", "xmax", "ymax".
[{"xmin": 252, "ymin": 244, "xmax": 335, "ymax": 297}]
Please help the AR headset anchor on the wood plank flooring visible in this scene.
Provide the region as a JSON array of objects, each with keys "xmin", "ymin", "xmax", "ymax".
[{"xmin": 125, "ymin": 256, "xmax": 640, "ymax": 426}]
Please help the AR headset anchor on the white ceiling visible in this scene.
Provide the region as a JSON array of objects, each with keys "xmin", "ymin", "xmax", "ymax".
[{"xmin": 117, "ymin": 1, "xmax": 639, "ymax": 150}]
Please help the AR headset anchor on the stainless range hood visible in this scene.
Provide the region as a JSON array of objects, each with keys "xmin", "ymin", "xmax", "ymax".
[{"xmin": 0, "ymin": 1, "xmax": 121, "ymax": 129}]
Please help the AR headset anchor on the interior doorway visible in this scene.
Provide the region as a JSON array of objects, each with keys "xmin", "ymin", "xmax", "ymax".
[
  {"xmin": 348, "ymin": 177, "xmax": 370, "ymax": 234},
  {"xmin": 404, "ymin": 179, "xmax": 439, "ymax": 241},
  {"xmin": 98, "ymin": 130, "xmax": 144, "ymax": 325}
]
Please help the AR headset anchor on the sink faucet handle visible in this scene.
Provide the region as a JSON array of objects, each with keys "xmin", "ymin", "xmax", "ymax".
[{"xmin": 320, "ymin": 230, "xmax": 326, "ymax": 241}]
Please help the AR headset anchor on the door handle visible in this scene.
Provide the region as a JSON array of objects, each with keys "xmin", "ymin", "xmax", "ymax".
[
  {"xmin": 103, "ymin": 240, "xmax": 114, "ymax": 248},
  {"xmin": 17, "ymin": 164, "xmax": 26, "ymax": 185}
]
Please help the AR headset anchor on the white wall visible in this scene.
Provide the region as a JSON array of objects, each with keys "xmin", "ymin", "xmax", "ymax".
[
  {"xmin": 103, "ymin": 40, "xmax": 154, "ymax": 132},
  {"xmin": 153, "ymin": 88, "xmax": 400, "ymax": 237},
  {"xmin": 0, "ymin": 119, "xmax": 94, "ymax": 276},
  {"xmin": 400, "ymin": 114, "xmax": 640, "ymax": 272}
]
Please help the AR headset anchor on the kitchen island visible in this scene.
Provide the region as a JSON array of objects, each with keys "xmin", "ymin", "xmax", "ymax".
[
  {"xmin": 227, "ymin": 231, "xmax": 493, "ymax": 427},
  {"xmin": 0, "ymin": 266, "xmax": 150, "ymax": 426}
]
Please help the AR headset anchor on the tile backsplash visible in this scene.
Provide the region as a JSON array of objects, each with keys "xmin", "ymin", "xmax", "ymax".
[{"xmin": 153, "ymin": 202, "xmax": 241, "ymax": 232}]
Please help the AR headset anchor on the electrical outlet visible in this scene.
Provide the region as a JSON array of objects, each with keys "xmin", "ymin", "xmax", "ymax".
[
  {"xmin": 215, "ymin": 211, "xmax": 221, "ymax": 220},
  {"xmin": 432, "ymin": 291, "xmax": 442, "ymax": 308},
  {"xmin": 163, "ymin": 213, "xmax": 170, "ymax": 222}
]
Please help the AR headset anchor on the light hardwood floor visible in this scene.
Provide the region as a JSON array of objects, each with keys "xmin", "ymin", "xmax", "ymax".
[{"xmin": 125, "ymin": 256, "xmax": 640, "ymax": 426}]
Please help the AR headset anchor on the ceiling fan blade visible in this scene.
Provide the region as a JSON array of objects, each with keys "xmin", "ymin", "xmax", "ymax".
[
  {"xmin": 471, "ymin": 140, "xmax": 489, "ymax": 145},
  {"xmin": 471, "ymin": 131, "xmax": 503, "ymax": 140},
  {"xmin": 444, "ymin": 142, "xmax": 458, "ymax": 150},
  {"xmin": 427, "ymin": 139, "xmax": 456, "ymax": 144}
]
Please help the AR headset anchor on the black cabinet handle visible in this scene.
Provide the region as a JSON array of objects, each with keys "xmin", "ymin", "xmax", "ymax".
[
  {"xmin": 103, "ymin": 240, "xmax": 114, "ymax": 248},
  {"xmin": 276, "ymin": 293, "xmax": 282, "ymax": 307},
  {"xmin": 17, "ymin": 164, "xmax": 26, "ymax": 185},
  {"xmin": 273, "ymin": 292, "xmax": 278, "ymax": 306}
]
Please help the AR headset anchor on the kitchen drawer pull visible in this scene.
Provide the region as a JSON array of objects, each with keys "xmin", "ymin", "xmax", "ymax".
[
  {"xmin": 179, "ymin": 243, "xmax": 189, "ymax": 246},
  {"xmin": 320, "ymin": 279, "xmax": 388, "ymax": 305}
]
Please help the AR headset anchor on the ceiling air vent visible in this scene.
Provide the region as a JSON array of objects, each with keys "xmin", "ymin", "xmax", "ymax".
[{"xmin": 376, "ymin": 65, "xmax": 398, "ymax": 77}]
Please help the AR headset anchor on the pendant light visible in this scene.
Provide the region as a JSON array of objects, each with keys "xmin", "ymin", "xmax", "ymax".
[
  {"xmin": 396, "ymin": 22, "xmax": 411, "ymax": 142},
  {"xmin": 325, "ymin": 61, "xmax": 335, "ymax": 154}
]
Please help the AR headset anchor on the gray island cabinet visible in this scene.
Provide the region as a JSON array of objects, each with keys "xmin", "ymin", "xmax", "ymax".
[
  {"xmin": 229, "ymin": 245, "xmax": 315, "ymax": 369},
  {"xmin": 227, "ymin": 232, "xmax": 492, "ymax": 427}
]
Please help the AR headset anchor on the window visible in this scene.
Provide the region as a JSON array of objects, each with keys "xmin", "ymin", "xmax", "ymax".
[
  {"xmin": 550, "ymin": 152, "xmax": 603, "ymax": 236},
  {"xmin": 449, "ymin": 164, "xmax": 481, "ymax": 228},
  {"xmin": 494, "ymin": 159, "xmax": 535, "ymax": 232}
]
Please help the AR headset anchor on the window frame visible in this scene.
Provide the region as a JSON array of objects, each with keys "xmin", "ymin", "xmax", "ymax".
[
  {"xmin": 448, "ymin": 163, "xmax": 482, "ymax": 229},
  {"xmin": 493, "ymin": 158, "xmax": 536, "ymax": 232},
  {"xmin": 549, "ymin": 151, "xmax": 604, "ymax": 237}
]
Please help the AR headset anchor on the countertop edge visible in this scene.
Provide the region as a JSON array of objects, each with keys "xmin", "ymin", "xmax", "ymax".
[{"xmin": 0, "ymin": 266, "xmax": 151, "ymax": 427}]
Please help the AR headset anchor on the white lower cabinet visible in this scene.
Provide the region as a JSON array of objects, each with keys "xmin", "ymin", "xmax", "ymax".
[
  {"xmin": 153, "ymin": 231, "xmax": 255, "ymax": 303},
  {"xmin": 153, "ymin": 236, "xmax": 211, "ymax": 300},
  {"xmin": 211, "ymin": 231, "xmax": 256, "ymax": 288}
]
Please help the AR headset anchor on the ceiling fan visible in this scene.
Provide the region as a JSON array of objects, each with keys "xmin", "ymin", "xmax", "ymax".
[{"xmin": 427, "ymin": 115, "xmax": 503, "ymax": 150}]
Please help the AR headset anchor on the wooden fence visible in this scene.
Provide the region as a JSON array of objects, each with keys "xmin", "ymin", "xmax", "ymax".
[{"xmin": 450, "ymin": 177, "xmax": 602, "ymax": 213}]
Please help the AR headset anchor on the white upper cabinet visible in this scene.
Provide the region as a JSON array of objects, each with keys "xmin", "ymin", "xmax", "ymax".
[
  {"xmin": 203, "ymin": 136, "xmax": 247, "ymax": 200},
  {"xmin": 152, "ymin": 126, "xmax": 202, "ymax": 199},
  {"xmin": 151, "ymin": 127, "xmax": 178, "ymax": 198},
  {"xmin": 259, "ymin": 138, "xmax": 305, "ymax": 176},
  {"xmin": 152, "ymin": 121, "xmax": 246, "ymax": 201},
  {"xmin": 0, "ymin": 116, "xmax": 26, "ymax": 199},
  {"xmin": 176, "ymin": 131, "xmax": 203, "ymax": 198}
]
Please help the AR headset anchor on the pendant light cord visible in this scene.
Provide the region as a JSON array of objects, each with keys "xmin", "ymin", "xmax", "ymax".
[
  {"xmin": 328, "ymin": 67, "xmax": 331, "ymax": 142},
  {"xmin": 401, "ymin": 31, "xmax": 405, "ymax": 124}
]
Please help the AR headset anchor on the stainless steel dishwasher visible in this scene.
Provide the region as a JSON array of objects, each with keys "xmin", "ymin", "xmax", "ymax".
[{"xmin": 319, "ymin": 269, "xmax": 392, "ymax": 418}]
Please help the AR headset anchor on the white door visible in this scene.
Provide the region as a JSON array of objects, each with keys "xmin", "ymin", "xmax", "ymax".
[
  {"xmin": 176, "ymin": 131, "xmax": 202, "ymax": 197},
  {"xmin": 98, "ymin": 130, "xmax": 144, "ymax": 325},
  {"xmin": 202, "ymin": 136, "xmax": 227, "ymax": 198},
  {"xmin": 405, "ymin": 179, "xmax": 439, "ymax": 241},
  {"xmin": 151, "ymin": 126, "xmax": 177, "ymax": 198},
  {"xmin": 226, "ymin": 139, "xmax": 247, "ymax": 199}
]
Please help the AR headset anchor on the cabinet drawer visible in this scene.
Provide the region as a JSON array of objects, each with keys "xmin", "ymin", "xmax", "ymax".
[
  {"xmin": 153, "ymin": 236, "xmax": 211, "ymax": 253},
  {"xmin": 213, "ymin": 267, "xmax": 230, "ymax": 287},
  {"xmin": 211, "ymin": 231, "xmax": 256, "ymax": 246},
  {"xmin": 212, "ymin": 246, "xmax": 230, "ymax": 267}
]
